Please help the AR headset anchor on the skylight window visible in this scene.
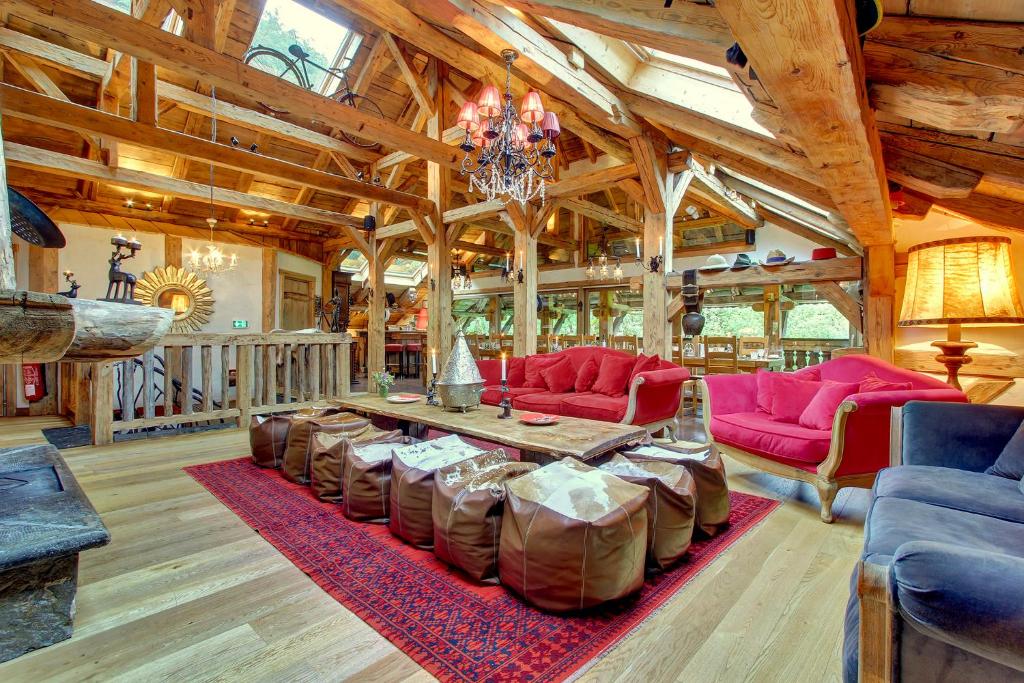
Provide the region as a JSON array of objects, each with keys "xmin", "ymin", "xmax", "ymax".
[{"xmin": 249, "ymin": 0, "xmax": 360, "ymax": 93}]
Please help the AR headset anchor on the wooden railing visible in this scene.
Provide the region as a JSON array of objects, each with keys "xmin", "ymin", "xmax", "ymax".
[{"xmin": 87, "ymin": 332, "xmax": 352, "ymax": 445}]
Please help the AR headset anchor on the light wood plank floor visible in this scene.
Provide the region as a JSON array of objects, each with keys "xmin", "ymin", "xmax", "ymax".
[{"xmin": 0, "ymin": 416, "xmax": 868, "ymax": 682}]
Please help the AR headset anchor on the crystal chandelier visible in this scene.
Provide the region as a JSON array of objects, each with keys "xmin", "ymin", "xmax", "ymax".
[
  {"xmin": 456, "ymin": 50, "xmax": 560, "ymax": 205},
  {"xmin": 450, "ymin": 250, "xmax": 473, "ymax": 291},
  {"xmin": 187, "ymin": 86, "xmax": 239, "ymax": 277}
]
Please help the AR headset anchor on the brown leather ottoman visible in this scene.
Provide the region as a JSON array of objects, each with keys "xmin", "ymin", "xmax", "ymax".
[
  {"xmin": 432, "ymin": 451, "xmax": 538, "ymax": 582},
  {"xmin": 340, "ymin": 432, "xmax": 415, "ymax": 521},
  {"xmin": 599, "ymin": 454, "xmax": 696, "ymax": 570},
  {"xmin": 389, "ymin": 435, "xmax": 483, "ymax": 548},
  {"xmin": 622, "ymin": 444, "xmax": 730, "ymax": 536},
  {"xmin": 249, "ymin": 406, "xmax": 339, "ymax": 469},
  {"xmin": 499, "ymin": 457, "xmax": 649, "ymax": 612},
  {"xmin": 282, "ymin": 411, "xmax": 371, "ymax": 485},
  {"xmin": 310, "ymin": 426, "xmax": 404, "ymax": 503}
]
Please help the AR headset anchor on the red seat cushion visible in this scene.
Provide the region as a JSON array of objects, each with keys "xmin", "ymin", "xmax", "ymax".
[
  {"xmin": 384, "ymin": 344, "xmax": 403, "ymax": 352},
  {"xmin": 405, "ymin": 343, "xmax": 423, "ymax": 352},
  {"xmin": 560, "ymin": 393, "xmax": 628, "ymax": 422},
  {"xmin": 512, "ymin": 391, "xmax": 572, "ymax": 414},
  {"xmin": 540, "ymin": 356, "xmax": 576, "ymax": 393},
  {"xmin": 574, "ymin": 357, "xmax": 600, "ymax": 393},
  {"xmin": 711, "ymin": 411, "xmax": 831, "ymax": 465},
  {"xmin": 798, "ymin": 380, "xmax": 860, "ymax": 430},
  {"xmin": 630, "ymin": 353, "xmax": 660, "ymax": 383},
  {"xmin": 480, "ymin": 385, "xmax": 544, "ymax": 406},
  {"xmin": 591, "ymin": 355, "xmax": 635, "ymax": 397},
  {"xmin": 508, "ymin": 357, "xmax": 527, "ymax": 387},
  {"xmin": 769, "ymin": 374, "xmax": 823, "ymax": 423}
]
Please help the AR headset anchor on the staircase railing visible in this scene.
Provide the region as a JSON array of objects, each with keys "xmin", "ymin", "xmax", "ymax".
[{"xmin": 86, "ymin": 332, "xmax": 352, "ymax": 445}]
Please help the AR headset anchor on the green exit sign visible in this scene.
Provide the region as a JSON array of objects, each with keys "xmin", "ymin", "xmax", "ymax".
[{"xmin": 232, "ymin": 320, "xmax": 249, "ymax": 329}]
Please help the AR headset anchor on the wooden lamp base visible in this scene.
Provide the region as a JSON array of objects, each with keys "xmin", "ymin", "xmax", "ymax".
[{"xmin": 930, "ymin": 324, "xmax": 976, "ymax": 391}]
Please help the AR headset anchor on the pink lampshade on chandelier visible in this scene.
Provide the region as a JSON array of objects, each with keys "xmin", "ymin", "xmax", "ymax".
[{"xmin": 456, "ymin": 49, "xmax": 559, "ymax": 205}]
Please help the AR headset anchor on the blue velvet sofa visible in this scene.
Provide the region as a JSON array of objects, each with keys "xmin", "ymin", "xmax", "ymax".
[{"xmin": 843, "ymin": 401, "xmax": 1024, "ymax": 682}]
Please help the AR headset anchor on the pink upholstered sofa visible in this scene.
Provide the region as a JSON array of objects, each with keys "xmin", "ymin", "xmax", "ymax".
[
  {"xmin": 476, "ymin": 347, "xmax": 690, "ymax": 438},
  {"xmin": 702, "ymin": 355, "xmax": 966, "ymax": 522}
]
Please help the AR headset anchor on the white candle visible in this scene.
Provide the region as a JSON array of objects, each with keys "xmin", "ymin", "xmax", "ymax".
[
  {"xmin": 658, "ymin": 236, "xmax": 664, "ymax": 259},
  {"xmin": 635, "ymin": 237, "xmax": 640, "ymax": 259},
  {"xmin": 431, "ymin": 348, "xmax": 437, "ymax": 375},
  {"xmin": 501, "ymin": 352, "xmax": 507, "ymax": 382},
  {"xmin": 505, "ymin": 252, "xmax": 510, "ymax": 270}
]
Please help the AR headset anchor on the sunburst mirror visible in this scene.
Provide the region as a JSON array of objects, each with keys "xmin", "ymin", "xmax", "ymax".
[{"xmin": 136, "ymin": 265, "xmax": 214, "ymax": 333}]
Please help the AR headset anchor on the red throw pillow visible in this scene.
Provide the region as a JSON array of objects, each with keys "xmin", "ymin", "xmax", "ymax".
[
  {"xmin": 508, "ymin": 357, "xmax": 527, "ymax": 387},
  {"xmin": 541, "ymin": 356, "xmax": 576, "ymax": 394},
  {"xmin": 769, "ymin": 374, "xmax": 824, "ymax": 423},
  {"xmin": 575, "ymin": 357, "xmax": 600, "ymax": 393},
  {"xmin": 860, "ymin": 374, "xmax": 912, "ymax": 393},
  {"xmin": 630, "ymin": 353, "xmax": 661, "ymax": 384},
  {"xmin": 798, "ymin": 380, "xmax": 861, "ymax": 430},
  {"xmin": 755, "ymin": 369, "xmax": 775, "ymax": 413},
  {"xmin": 591, "ymin": 355, "xmax": 636, "ymax": 397},
  {"xmin": 524, "ymin": 354, "xmax": 561, "ymax": 388}
]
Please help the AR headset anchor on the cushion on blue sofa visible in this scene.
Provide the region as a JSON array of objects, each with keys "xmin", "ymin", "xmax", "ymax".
[
  {"xmin": 864, "ymin": 497, "xmax": 1024, "ymax": 564},
  {"xmin": 893, "ymin": 541, "xmax": 1024, "ymax": 673},
  {"xmin": 986, "ymin": 419, "xmax": 1024, "ymax": 480},
  {"xmin": 874, "ymin": 466, "xmax": 1024, "ymax": 524}
]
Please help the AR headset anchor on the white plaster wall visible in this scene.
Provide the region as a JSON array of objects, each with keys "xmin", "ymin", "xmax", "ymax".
[
  {"xmin": 179, "ymin": 237, "xmax": 264, "ymax": 333},
  {"xmin": 56, "ymin": 223, "xmax": 165, "ymax": 300}
]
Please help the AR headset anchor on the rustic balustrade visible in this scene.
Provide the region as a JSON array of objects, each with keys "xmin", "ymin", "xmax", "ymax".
[{"xmin": 84, "ymin": 332, "xmax": 352, "ymax": 445}]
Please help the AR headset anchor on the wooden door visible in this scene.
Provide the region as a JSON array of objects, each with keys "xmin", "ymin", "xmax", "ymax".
[{"xmin": 280, "ymin": 271, "xmax": 314, "ymax": 331}]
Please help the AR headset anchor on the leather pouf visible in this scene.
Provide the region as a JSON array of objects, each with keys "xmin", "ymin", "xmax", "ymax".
[
  {"xmin": 499, "ymin": 458, "xmax": 649, "ymax": 612},
  {"xmin": 310, "ymin": 426, "xmax": 404, "ymax": 503},
  {"xmin": 340, "ymin": 433, "xmax": 414, "ymax": 522},
  {"xmin": 599, "ymin": 454, "xmax": 697, "ymax": 570},
  {"xmin": 249, "ymin": 406, "xmax": 339, "ymax": 469},
  {"xmin": 282, "ymin": 411, "xmax": 371, "ymax": 485},
  {"xmin": 623, "ymin": 445, "xmax": 730, "ymax": 536},
  {"xmin": 432, "ymin": 451, "xmax": 538, "ymax": 582},
  {"xmin": 389, "ymin": 435, "xmax": 483, "ymax": 548}
]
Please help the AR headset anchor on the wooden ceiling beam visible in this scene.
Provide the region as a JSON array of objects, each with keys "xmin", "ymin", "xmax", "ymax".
[
  {"xmin": 4, "ymin": 141, "xmax": 366, "ymax": 230},
  {"xmin": 883, "ymin": 146, "xmax": 982, "ymax": 199},
  {"xmin": 556, "ymin": 197, "xmax": 642, "ymax": 233},
  {"xmin": 491, "ymin": 0, "xmax": 732, "ymax": 67},
  {"xmin": 1, "ymin": 84, "xmax": 433, "ymax": 218},
  {"xmin": 6, "ymin": 0, "xmax": 463, "ymax": 169},
  {"xmin": 685, "ymin": 155, "xmax": 761, "ymax": 228},
  {"xmin": 760, "ymin": 207, "xmax": 857, "ymax": 257},
  {"xmin": 868, "ymin": 16, "xmax": 1024, "ymax": 76},
  {"xmin": 932, "ymin": 192, "xmax": 1024, "ymax": 233},
  {"xmin": 715, "ymin": 0, "xmax": 892, "ymax": 246}
]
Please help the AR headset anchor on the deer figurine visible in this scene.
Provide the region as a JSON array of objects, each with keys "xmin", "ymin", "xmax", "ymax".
[
  {"xmin": 57, "ymin": 270, "xmax": 80, "ymax": 298},
  {"xmin": 104, "ymin": 235, "xmax": 141, "ymax": 302}
]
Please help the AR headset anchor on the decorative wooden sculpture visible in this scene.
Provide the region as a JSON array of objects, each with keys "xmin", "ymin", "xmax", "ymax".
[
  {"xmin": 135, "ymin": 265, "xmax": 214, "ymax": 333},
  {"xmin": 56, "ymin": 270, "xmax": 79, "ymax": 298}
]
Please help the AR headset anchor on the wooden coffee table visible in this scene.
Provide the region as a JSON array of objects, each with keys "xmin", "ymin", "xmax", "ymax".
[{"xmin": 331, "ymin": 394, "xmax": 647, "ymax": 464}]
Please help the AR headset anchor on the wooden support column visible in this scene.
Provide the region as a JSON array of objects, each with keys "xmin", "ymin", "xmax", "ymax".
[
  {"xmin": 865, "ymin": 244, "xmax": 895, "ymax": 363},
  {"xmin": 261, "ymin": 248, "xmax": 277, "ymax": 332},
  {"xmin": 164, "ymin": 234, "xmax": 182, "ymax": 268},
  {"xmin": 0, "ymin": 112, "xmax": 14, "ymax": 290},
  {"xmin": 512, "ymin": 215, "xmax": 538, "ymax": 356},
  {"xmin": 426, "ymin": 61, "xmax": 453, "ymax": 369},
  {"xmin": 27, "ymin": 243, "xmax": 58, "ymax": 415},
  {"xmin": 367, "ymin": 204, "xmax": 387, "ymax": 389}
]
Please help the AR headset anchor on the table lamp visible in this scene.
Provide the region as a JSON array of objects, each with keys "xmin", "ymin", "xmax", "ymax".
[{"xmin": 899, "ymin": 236, "xmax": 1024, "ymax": 390}]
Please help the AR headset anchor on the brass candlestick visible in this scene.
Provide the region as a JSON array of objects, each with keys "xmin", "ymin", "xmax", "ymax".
[{"xmin": 497, "ymin": 379, "xmax": 513, "ymax": 419}]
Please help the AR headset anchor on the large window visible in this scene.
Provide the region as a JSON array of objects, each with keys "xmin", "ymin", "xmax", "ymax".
[
  {"xmin": 700, "ymin": 306, "xmax": 765, "ymax": 337},
  {"xmin": 783, "ymin": 302, "xmax": 850, "ymax": 340}
]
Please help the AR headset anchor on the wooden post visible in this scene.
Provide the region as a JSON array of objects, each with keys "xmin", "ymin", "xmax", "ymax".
[
  {"xmin": 764, "ymin": 285, "xmax": 783, "ymax": 354},
  {"xmin": 235, "ymin": 343, "xmax": 251, "ymax": 427},
  {"xmin": 366, "ymin": 205, "xmax": 386, "ymax": 390},
  {"xmin": 133, "ymin": 58, "xmax": 158, "ymax": 126},
  {"xmin": 0, "ymin": 112, "xmax": 15, "ymax": 290},
  {"xmin": 89, "ymin": 361, "xmax": 113, "ymax": 445},
  {"xmin": 164, "ymin": 235, "xmax": 182, "ymax": 268},
  {"xmin": 28, "ymin": 244, "xmax": 59, "ymax": 415},
  {"xmin": 426, "ymin": 60, "xmax": 453, "ymax": 368},
  {"xmin": 262, "ymin": 248, "xmax": 277, "ymax": 332},
  {"xmin": 513, "ymin": 217, "xmax": 538, "ymax": 356},
  {"xmin": 865, "ymin": 245, "xmax": 895, "ymax": 363}
]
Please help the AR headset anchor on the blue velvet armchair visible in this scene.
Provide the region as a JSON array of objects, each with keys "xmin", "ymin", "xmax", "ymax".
[{"xmin": 844, "ymin": 401, "xmax": 1024, "ymax": 683}]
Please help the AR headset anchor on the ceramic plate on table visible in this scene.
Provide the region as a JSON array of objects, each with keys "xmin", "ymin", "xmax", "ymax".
[
  {"xmin": 386, "ymin": 393, "xmax": 422, "ymax": 404},
  {"xmin": 520, "ymin": 412, "xmax": 559, "ymax": 426}
]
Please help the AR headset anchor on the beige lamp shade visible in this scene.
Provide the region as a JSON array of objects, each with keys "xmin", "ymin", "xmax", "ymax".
[{"xmin": 899, "ymin": 236, "xmax": 1024, "ymax": 327}]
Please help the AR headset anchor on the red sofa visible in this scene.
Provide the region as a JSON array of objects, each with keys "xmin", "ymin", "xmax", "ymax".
[
  {"xmin": 702, "ymin": 355, "xmax": 966, "ymax": 522},
  {"xmin": 477, "ymin": 347, "xmax": 690, "ymax": 438}
]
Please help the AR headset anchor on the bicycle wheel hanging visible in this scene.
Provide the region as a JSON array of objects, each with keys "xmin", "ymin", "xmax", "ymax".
[
  {"xmin": 337, "ymin": 93, "xmax": 386, "ymax": 149},
  {"xmin": 243, "ymin": 46, "xmax": 309, "ymax": 114}
]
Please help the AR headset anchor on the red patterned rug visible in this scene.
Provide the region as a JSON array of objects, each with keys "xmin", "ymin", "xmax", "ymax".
[{"xmin": 186, "ymin": 458, "xmax": 778, "ymax": 682}]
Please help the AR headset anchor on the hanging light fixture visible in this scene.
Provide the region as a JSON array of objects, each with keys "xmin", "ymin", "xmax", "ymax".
[
  {"xmin": 187, "ymin": 86, "xmax": 239, "ymax": 277},
  {"xmin": 456, "ymin": 50, "xmax": 560, "ymax": 205},
  {"xmin": 585, "ymin": 245, "xmax": 623, "ymax": 283},
  {"xmin": 450, "ymin": 250, "xmax": 473, "ymax": 291}
]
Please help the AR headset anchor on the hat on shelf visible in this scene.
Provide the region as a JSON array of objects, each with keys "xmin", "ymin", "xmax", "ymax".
[
  {"xmin": 698, "ymin": 254, "xmax": 730, "ymax": 271},
  {"xmin": 760, "ymin": 249, "xmax": 794, "ymax": 267},
  {"xmin": 731, "ymin": 253, "xmax": 754, "ymax": 269},
  {"xmin": 811, "ymin": 247, "xmax": 837, "ymax": 261}
]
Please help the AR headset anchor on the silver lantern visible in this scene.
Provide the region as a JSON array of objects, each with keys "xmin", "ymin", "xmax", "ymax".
[{"xmin": 436, "ymin": 330, "xmax": 485, "ymax": 412}]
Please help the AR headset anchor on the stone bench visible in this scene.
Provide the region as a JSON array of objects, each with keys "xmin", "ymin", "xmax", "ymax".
[{"xmin": 0, "ymin": 444, "xmax": 110, "ymax": 662}]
